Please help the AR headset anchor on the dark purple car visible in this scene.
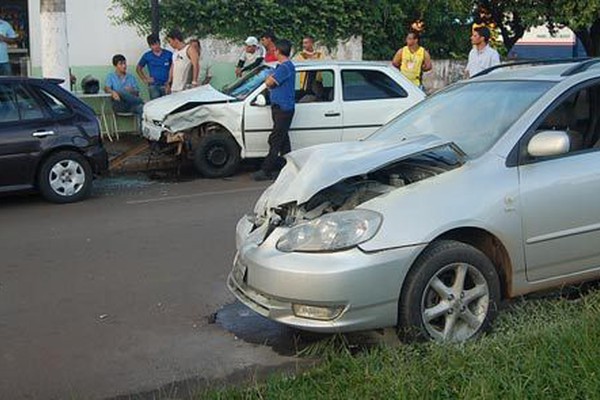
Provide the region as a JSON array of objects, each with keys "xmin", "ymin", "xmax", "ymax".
[{"xmin": 0, "ymin": 77, "xmax": 108, "ymax": 203}]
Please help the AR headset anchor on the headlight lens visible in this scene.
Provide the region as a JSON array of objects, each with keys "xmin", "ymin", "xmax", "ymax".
[{"xmin": 276, "ymin": 210, "xmax": 382, "ymax": 252}]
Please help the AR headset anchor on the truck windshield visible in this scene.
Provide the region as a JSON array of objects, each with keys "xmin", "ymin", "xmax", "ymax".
[{"xmin": 221, "ymin": 66, "xmax": 272, "ymax": 100}]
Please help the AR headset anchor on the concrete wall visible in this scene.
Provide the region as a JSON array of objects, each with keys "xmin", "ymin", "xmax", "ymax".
[{"xmin": 422, "ymin": 59, "xmax": 468, "ymax": 93}]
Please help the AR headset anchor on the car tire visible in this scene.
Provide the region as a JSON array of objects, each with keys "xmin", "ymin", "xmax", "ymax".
[
  {"xmin": 193, "ymin": 131, "xmax": 241, "ymax": 178},
  {"xmin": 38, "ymin": 150, "xmax": 93, "ymax": 204},
  {"xmin": 398, "ymin": 240, "xmax": 501, "ymax": 342}
]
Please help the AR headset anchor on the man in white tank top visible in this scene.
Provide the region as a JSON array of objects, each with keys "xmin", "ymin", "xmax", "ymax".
[{"xmin": 166, "ymin": 29, "xmax": 200, "ymax": 93}]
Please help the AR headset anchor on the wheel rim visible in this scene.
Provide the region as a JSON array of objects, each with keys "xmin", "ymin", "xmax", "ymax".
[
  {"xmin": 206, "ymin": 145, "xmax": 228, "ymax": 167},
  {"xmin": 420, "ymin": 262, "xmax": 490, "ymax": 342},
  {"xmin": 49, "ymin": 159, "xmax": 86, "ymax": 197}
]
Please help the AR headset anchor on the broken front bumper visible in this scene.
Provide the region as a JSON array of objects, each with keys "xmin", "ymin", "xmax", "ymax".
[
  {"xmin": 141, "ymin": 119, "xmax": 164, "ymax": 141},
  {"xmin": 227, "ymin": 217, "xmax": 426, "ymax": 333}
]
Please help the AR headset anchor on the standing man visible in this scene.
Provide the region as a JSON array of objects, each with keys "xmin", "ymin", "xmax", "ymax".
[
  {"xmin": 465, "ymin": 26, "xmax": 501, "ymax": 78},
  {"xmin": 392, "ymin": 32, "xmax": 432, "ymax": 90},
  {"xmin": 294, "ymin": 35, "xmax": 324, "ymax": 62},
  {"xmin": 294, "ymin": 35, "xmax": 324, "ymax": 90},
  {"xmin": 0, "ymin": 18, "xmax": 18, "ymax": 76},
  {"xmin": 188, "ymin": 38, "xmax": 213, "ymax": 85},
  {"xmin": 104, "ymin": 54, "xmax": 144, "ymax": 116},
  {"xmin": 261, "ymin": 31, "xmax": 278, "ymax": 63},
  {"xmin": 236, "ymin": 36, "xmax": 265, "ymax": 77},
  {"xmin": 137, "ymin": 34, "xmax": 172, "ymax": 100},
  {"xmin": 166, "ymin": 29, "xmax": 200, "ymax": 93},
  {"xmin": 252, "ymin": 39, "xmax": 296, "ymax": 181}
]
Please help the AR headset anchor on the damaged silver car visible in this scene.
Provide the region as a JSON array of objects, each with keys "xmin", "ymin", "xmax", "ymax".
[{"xmin": 228, "ymin": 60, "xmax": 600, "ymax": 341}]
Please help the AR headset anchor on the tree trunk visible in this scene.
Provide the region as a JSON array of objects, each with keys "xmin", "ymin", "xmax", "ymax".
[
  {"xmin": 575, "ymin": 18, "xmax": 600, "ymax": 57},
  {"xmin": 151, "ymin": 0, "xmax": 160, "ymax": 36},
  {"xmin": 40, "ymin": 0, "xmax": 70, "ymax": 90}
]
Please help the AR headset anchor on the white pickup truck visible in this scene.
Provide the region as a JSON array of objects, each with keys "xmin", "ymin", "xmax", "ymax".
[{"xmin": 142, "ymin": 61, "xmax": 425, "ymax": 177}]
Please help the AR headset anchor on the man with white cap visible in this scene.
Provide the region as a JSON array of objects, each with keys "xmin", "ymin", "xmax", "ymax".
[{"xmin": 235, "ymin": 36, "xmax": 266, "ymax": 77}]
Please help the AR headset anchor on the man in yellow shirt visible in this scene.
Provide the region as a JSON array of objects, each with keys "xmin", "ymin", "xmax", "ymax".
[
  {"xmin": 392, "ymin": 32, "xmax": 432, "ymax": 90},
  {"xmin": 294, "ymin": 35, "xmax": 324, "ymax": 90}
]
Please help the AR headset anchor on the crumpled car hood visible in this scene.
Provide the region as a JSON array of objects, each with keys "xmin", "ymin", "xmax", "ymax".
[
  {"xmin": 259, "ymin": 134, "xmax": 451, "ymax": 210},
  {"xmin": 143, "ymin": 84, "xmax": 236, "ymax": 122}
]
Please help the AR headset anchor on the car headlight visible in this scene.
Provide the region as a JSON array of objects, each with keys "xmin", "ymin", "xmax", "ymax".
[{"xmin": 276, "ymin": 210, "xmax": 382, "ymax": 253}]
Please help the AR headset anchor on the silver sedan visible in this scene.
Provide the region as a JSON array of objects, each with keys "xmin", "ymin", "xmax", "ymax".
[{"xmin": 228, "ymin": 60, "xmax": 600, "ymax": 342}]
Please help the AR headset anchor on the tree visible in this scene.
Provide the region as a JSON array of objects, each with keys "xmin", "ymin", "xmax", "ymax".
[
  {"xmin": 362, "ymin": 0, "xmax": 473, "ymax": 60},
  {"xmin": 478, "ymin": 1, "xmax": 600, "ymax": 57},
  {"xmin": 111, "ymin": 0, "xmax": 474, "ymax": 60},
  {"xmin": 540, "ymin": 0, "xmax": 600, "ymax": 56}
]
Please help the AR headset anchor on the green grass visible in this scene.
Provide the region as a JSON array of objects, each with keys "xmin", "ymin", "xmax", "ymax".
[{"xmin": 207, "ymin": 288, "xmax": 600, "ymax": 399}]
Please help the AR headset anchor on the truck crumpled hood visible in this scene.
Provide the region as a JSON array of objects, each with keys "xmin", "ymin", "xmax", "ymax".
[
  {"xmin": 259, "ymin": 134, "xmax": 451, "ymax": 210},
  {"xmin": 143, "ymin": 84, "xmax": 236, "ymax": 122}
]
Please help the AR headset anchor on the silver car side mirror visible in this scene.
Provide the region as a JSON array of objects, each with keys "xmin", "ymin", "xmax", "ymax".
[
  {"xmin": 253, "ymin": 94, "xmax": 267, "ymax": 107},
  {"xmin": 527, "ymin": 130, "xmax": 571, "ymax": 158}
]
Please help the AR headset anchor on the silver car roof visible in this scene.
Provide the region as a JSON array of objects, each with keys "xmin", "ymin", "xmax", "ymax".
[{"xmin": 471, "ymin": 59, "xmax": 600, "ymax": 82}]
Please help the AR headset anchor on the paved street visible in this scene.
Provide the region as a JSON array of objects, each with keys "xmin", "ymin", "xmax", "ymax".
[{"xmin": 0, "ymin": 172, "xmax": 297, "ymax": 399}]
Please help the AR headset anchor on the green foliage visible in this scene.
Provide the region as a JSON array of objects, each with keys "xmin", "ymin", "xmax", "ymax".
[
  {"xmin": 362, "ymin": 0, "xmax": 473, "ymax": 60},
  {"xmin": 206, "ymin": 288, "xmax": 600, "ymax": 399},
  {"xmin": 538, "ymin": 0, "xmax": 600, "ymax": 56},
  {"xmin": 479, "ymin": 0, "xmax": 600, "ymax": 56},
  {"xmin": 111, "ymin": 0, "xmax": 474, "ymax": 60}
]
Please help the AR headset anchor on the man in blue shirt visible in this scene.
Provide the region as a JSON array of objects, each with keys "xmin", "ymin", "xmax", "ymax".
[
  {"xmin": 136, "ymin": 34, "xmax": 172, "ymax": 99},
  {"xmin": 0, "ymin": 18, "xmax": 19, "ymax": 76},
  {"xmin": 252, "ymin": 39, "xmax": 296, "ymax": 181},
  {"xmin": 104, "ymin": 54, "xmax": 143, "ymax": 115}
]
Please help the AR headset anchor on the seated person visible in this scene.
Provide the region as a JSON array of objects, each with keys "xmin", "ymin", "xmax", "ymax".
[
  {"xmin": 298, "ymin": 80, "xmax": 325, "ymax": 103},
  {"xmin": 104, "ymin": 54, "xmax": 143, "ymax": 116}
]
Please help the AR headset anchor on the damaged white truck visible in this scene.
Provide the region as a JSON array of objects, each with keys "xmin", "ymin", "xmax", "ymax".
[{"xmin": 141, "ymin": 62, "xmax": 425, "ymax": 177}]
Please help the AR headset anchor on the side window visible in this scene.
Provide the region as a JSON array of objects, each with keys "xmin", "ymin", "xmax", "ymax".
[
  {"xmin": 0, "ymin": 84, "xmax": 19, "ymax": 123},
  {"xmin": 14, "ymin": 85, "xmax": 45, "ymax": 121},
  {"xmin": 295, "ymin": 70, "xmax": 335, "ymax": 103},
  {"xmin": 37, "ymin": 88, "xmax": 72, "ymax": 117},
  {"xmin": 342, "ymin": 70, "xmax": 408, "ymax": 101},
  {"xmin": 534, "ymin": 85, "xmax": 600, "ymax": 154}
]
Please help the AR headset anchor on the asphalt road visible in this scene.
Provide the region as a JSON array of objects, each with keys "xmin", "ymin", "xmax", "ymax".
[{"xmin": 0, "ymin": 172, "xmax": 299, "ymax": 399}]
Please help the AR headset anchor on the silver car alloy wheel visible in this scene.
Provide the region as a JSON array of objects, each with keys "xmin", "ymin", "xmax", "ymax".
[
  {"xmin": 420, "ymin": 262, "xmax": 490, "ymax": 342},
  {"xmin": 49, "ymin": 159, "xmax": 86, "ymax": 197}
]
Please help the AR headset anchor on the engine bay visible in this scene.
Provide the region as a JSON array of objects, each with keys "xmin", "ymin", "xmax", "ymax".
[{"xmin": 271, "ymin": 145, "xmax": 465, "ymax": 226}]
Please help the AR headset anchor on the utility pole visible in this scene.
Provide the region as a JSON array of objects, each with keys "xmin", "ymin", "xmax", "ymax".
[
  {"xmin": 151, "ymin": 0, "xmax": 160, "ymax": 36},
  {"xmin": 40, "ymin": 0, "xmax": 70, "ymax": 90}
]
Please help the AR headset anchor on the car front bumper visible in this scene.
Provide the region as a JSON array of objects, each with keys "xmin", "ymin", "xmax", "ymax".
[
  {"xmin": 227, "ymin": 217, "xmax": 426, "ymax": 333},
  {"xmin": 141, "ymin": 120, "xmax": 165, "ymax": 141}
]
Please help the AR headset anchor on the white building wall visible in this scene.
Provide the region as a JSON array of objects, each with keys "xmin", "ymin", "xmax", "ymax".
[
  {"xmin": 29, "ymin": 0, "xmax": 146, "ymax": 69},
  {"xmin": 27, "ymin": 0, "xmax": 362, "ymax": 74}
]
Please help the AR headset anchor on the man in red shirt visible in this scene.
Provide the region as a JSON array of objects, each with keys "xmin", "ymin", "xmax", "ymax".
[{"xmin": 261, "ymin": 31, "xmax": 278, "ymax": 63}]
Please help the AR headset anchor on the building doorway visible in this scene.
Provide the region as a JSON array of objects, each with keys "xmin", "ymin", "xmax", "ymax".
[{"xmin": 1, "ymin": 0, "xmax": 30, "ymax": 76}]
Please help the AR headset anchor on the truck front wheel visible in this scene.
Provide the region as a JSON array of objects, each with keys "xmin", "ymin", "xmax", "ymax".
[{"xmin": 193, "ymin": 131, "xmax": 241, "ymax": 178}]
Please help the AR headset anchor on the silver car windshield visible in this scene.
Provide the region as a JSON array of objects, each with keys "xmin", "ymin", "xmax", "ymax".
[
  {"xmin": 369, "ymin": 80, "xmax": 555, "ymax": 157},
  {"xmin": 221, "ymin": 66, "xmax": 272, "ymax": 100}
]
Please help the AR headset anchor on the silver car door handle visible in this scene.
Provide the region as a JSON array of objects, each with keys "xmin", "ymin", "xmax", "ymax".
[
  {"xmin": 32, "ymin": 130, "xmax": 55, "ymax": 138},
  {"xmin": 324, "ymin": 112, "xmax": 340, "ymax": 117}
]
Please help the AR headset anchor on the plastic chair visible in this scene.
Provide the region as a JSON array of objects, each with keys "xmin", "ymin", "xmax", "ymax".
[{"xmin": 111, "ymin": 112, "xmax": 140, "ymax": 140}]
